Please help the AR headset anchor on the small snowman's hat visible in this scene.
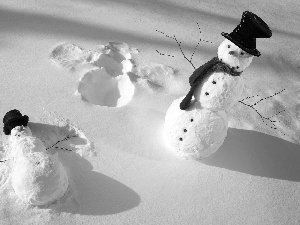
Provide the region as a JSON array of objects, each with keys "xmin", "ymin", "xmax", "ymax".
[
  {"xmin": 3, "ymin": 109, "xmax": 29, "ymax": 135},
  {"xmin": 221, "ymin": 11, "xmax": 272, "ymax": 57}
]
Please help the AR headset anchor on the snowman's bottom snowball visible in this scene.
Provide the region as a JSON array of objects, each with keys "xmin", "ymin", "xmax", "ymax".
[
  {"xmin": 164, "ymin": 97, "xmax": 228, "ymax": 160},
  {"xmin": 11, "ymin": 153, "xmax": 68, "ymax": 206}
]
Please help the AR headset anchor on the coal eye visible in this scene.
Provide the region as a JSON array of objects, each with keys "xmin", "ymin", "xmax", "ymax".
[
  {"xmin": 241, "ymin": 52, "xmax": 244, "ymax": 55},
  {"xmin": 228, "ymin": 45, "xmax": 230, "ymax": 48}
]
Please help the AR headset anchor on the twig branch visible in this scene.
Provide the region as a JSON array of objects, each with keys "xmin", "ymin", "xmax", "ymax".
[
  {"xmin": 190, "ymin": 23, "xmax": 202, "ymax": 62},
  {"xmin": 52, "ymin": 147, "xmax": 73, "ymax": 152},
  {"xmin": 156, "ymin": 50, "xmax": 174, "ymax": 58},
  {"xmin": 46, "ymin": 135, "xmax": 78, "ymax": 152},
  {"xmin": 238, "ymin": 89, "xmax": 286, "ymax": 133},
  {"xmin": 0, "ymin": 135, "xmax": 78, "ymax": 162},
  {"xmin": 155, "ymin": 23, "xmax": 213, "ymax": 70},
  {"xmin": 172, "ymin": 35, "xmax": 196, "ymax": 69}
]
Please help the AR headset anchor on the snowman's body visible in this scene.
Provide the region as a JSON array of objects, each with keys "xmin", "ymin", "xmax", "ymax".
[
  {"xmin": 164, "ymin": 97, "xmax": 228, "ymax": 159},
  {"xmin": 193, "ymin": 71, "xmax": 244, "ymax": 111},
  {"xmin": 9, "ymin": 126, "xmax": 68, "ymax": 206},
  {"xmin": 164, "ymin": 39, "xmax": 254, "ymax": 159}
]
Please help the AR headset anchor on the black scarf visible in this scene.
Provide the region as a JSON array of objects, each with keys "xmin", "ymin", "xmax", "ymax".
[{"xmin": 180, "ymin": 57, "xmax": 242, "ymax": 110}]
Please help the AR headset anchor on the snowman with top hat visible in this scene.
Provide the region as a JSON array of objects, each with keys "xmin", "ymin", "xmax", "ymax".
[
  {"xmin": 164, "ymin": 11, "xmax": 272, "ymax": 160},
  {"xmin": 3, "ymin": 109, "xmax": 69, "ymax": 206}
]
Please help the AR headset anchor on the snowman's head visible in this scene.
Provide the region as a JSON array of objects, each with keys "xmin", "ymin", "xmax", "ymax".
[
  {"xmin": 218, "ymin": 39, "xmax": 254, "ymax": 72},
  {"xmin": 10, "ymin": 126, "xmax": 32, "ymax": 140}
]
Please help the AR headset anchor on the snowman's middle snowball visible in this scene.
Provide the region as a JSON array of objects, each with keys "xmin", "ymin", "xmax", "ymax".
[
  {"xmin": 164, "ymin": 97, "xmax": 228, "ymax": 160},
  {"xmin": 193, "ymin": 71, "xmax": 244, "ymax": 111}
]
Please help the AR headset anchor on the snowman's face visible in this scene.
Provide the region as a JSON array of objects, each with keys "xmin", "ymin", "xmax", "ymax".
[
  {"xmin": 218, "ymin": 39, "xmax": 254, "ymax": 72},
  {"xmin": 10, "ymin": 126, "xmax": 32, "ymax": 139}
]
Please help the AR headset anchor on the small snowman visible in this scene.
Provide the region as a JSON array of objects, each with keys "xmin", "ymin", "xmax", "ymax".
[
  {"xmin": 164, "ymin": 11, "xmax": 272, "ymax": 160},
  {"xmin": 3, "ymin": 110, "xmax": 69, "ymax": 206}
]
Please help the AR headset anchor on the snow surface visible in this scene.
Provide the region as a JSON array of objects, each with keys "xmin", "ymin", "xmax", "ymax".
[{"xmin": 0, "ymin": 0, "xmax": 300, "ymax": 224}]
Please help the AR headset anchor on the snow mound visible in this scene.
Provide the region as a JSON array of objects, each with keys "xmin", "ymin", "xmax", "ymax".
[
  {"xmin": 137, "ymin": 64, "xmax": 184, "ymax": 94},
  {"xmin": 50, "ymin": 42, "xmax": 138, "ymax": 107},
  {"xmin": 77, "ymin": 68, "xmax": 135, "ymax": 107},
  {"xmin": 11, "ymin": 152, "xmax": 68, "ymax": 206},
  {"xmin": 93, "ymin": 42, "xmax": 138, "ymax": 75},
  {"xmin": 50, "ymin": 43, "xmax": 95, "ymax": 70},
  {"xmin": 96, "ymin": 42, "xmax": 139, "ymax": 61}
]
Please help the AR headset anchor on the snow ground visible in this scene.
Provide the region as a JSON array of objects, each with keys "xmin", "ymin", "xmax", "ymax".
[{"xmin": 0, "ymin": 0, "xmax": 300, "ymax": 224}]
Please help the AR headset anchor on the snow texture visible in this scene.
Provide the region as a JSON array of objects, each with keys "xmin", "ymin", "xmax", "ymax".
[
  {"xmin": 51, "ymin": 42, "xmax": 184, "ymax": 107},
  {"xmin": 51, "ymin": 42, "xmax": 138, "ymax": 107},
  {"xmin": 50, "ymin": 43, "xmax": 95, "ymax": 70},
  {"xmin": 11, "ymin": 151, "xmax": 68, "ymax": 206},
  {"xmin": 78, "ymin": 68, "xmax": 135, "ymax": 107},
  {"xmin": 9, "ymin": 126, "xmax": 69, "ymax": 206},
  {"xmin": 137, "ymin": 64, "xmax": 184, "ymax": 94},
  {"xmin": 164, "ymin": 97, "xmax": 228, "ymax": 159}
]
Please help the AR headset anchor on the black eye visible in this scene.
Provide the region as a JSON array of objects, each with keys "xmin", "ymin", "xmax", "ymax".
[
  {"xmin": 241, "ymin": 52, "xmax": 244, "ymax": 55},
  {"xmin": 228, "ymin": 45, "xmax": 230, "ymax": 48},
  {"xmin": 236, "ymin": 66, "xmax": 239, "ymax": 69}
]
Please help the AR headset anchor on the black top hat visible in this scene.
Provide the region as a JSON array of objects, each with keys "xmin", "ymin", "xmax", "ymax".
[
  {"xmin": 3, "ymin": 109, "xmax": 29, "ymax": 135},
  {"xmin": 221, "ymin": 11, "xmax": 272, "ymax": 57}
]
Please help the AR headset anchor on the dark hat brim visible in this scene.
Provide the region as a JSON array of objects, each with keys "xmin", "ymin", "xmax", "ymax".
[
  {"xmin": 3, "ymin": 115, "xmax": 29, "ymax": 135},
  {"xmin": 221, "ymin": 32, "xmax": 261, "ymax": 57}
]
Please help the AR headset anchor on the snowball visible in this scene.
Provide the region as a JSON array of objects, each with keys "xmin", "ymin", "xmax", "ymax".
[
  {"xmin": 9, "ymin": 126, "xmax": 68, "ymax": 206},
  {"xmin": 164, "ymin": 97, "xmax": 228, "ymax": 160},
  {"xmin": 11, "ymin": 152, "xmax": 68, "ymax": 206},
  {"xmin": 193, "ymin": 71, "xmax": 244, "ymax": 111},
  {"xmin": 9, "ymin": 126, "xmax": 47, "ymax": 159}
]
